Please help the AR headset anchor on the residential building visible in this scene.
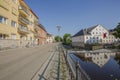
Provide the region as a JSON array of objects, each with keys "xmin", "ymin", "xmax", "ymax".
[
  {"xmin": 37, "ymin": 24, "xmax": 47, "ymax": 45},
  {"xmin": 0, "ymin": 0, "xmax": 47, "ymax": 48},
  {"xmin": 0, "ymin": 0, "xmax": 19, "ymax": 48},
  {"xmin": 18, "ymin": 0, "xmax": 31, "ymax": 47},
  {"xmin": 72, "ymin": 25, "xmax": 118, "ymax": 47},
  {"xmin": 46, "ymin": 33, "xmax": 54, "ymax": 43}
]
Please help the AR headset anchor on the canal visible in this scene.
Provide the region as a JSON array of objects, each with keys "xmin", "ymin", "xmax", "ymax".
[{"xmin": 70, "ymin": 52, "xmax": 120, "ymax": 80}]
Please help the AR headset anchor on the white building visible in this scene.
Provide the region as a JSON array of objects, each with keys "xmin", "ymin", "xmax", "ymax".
[
  {"xmin": 46, "ymin": 33, "xmax": 54, "ymax": 43},
  {"xmin": 72, "ymin": 25, "xmax": 118, "ymax": 46}
]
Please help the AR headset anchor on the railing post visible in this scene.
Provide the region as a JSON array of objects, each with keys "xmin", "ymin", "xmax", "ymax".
[{"xmin": 76, "ymin": 60, "xmax": 79, "ymax": 80}]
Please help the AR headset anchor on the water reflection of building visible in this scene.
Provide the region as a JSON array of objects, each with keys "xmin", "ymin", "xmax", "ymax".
[{"xmin": 76, "ymin": 51, "xmax": 116, "ymax": 67}]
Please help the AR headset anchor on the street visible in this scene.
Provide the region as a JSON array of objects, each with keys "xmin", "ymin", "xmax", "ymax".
[{"xmin": 0, "ymin": 43, "xmax": 57, "ymax": 80}]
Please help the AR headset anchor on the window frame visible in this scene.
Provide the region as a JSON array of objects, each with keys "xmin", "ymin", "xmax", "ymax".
[{"xmin": 11, "ymin": 20, "xmax": 16, "ymax": 27}]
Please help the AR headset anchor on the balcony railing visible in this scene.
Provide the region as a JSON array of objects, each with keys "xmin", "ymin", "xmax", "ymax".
[
  {"xmin": 34, "ymin": 33, "xmax": 40, "ymax": 38},
  {"xmin": 18, "ymin": 26, "xmax": 29, "ymax": 34},
  {"xmin": 19, "ymin": 5, "xmax": 29, "ymax": 15},
  {"xmin": 19, "ymin": 16, "xmax": 29, "ymax": 24},
  {"xmin": 34, "ymin": 26, "xmax": 40, "ymax": 31}
]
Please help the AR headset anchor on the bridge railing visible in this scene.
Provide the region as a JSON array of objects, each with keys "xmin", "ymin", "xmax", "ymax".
[{"xmin": 62, "ymin": 46, "xmax": 91, "ymax": 80}]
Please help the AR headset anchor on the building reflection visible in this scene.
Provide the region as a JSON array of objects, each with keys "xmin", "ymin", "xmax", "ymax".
[
  {"xmin": 114, "ymin": 53, "xmax": 120, "ymax": 66},
  {"xmin": 76, "ymin": 52, "xmax": 116, "ymax": 67}
]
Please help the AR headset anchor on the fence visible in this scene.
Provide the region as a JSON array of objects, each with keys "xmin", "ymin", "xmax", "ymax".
[{"xmin": 62, "ymin": 46, "xmax": 91, "ymax": 80}]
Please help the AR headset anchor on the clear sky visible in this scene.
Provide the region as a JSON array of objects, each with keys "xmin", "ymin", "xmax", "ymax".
[{"xmin": 25, "ymin": 0, "xmax": 120, "ymax": 36}]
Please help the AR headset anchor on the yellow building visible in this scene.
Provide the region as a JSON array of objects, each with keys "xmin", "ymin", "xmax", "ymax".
[
  {"xmin": 18, "ymin": 0, "xmax": 40, "ymax": 47},
  {"xmin": 0, "ymin": 0, "xmax": 20, "ymax": 48},
  {"xmin": 0, "ymin": 0, "xmax": 46, "ymax": 48},
  {"xmin": 18, "ymin": 0, "xmax": 30, "ymax": 47},
  {"xmin": 0, "ymin": 0, "xmax": 19, "ymax": 39}
]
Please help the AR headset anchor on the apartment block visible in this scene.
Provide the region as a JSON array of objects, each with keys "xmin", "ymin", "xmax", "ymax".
[
  {"xmin": 0, "ymin": 0, "xmax": 20, "ymax": 48},
  {"xmin": 0, "ymin": 0, "xmax": 47, "ymax": 48}
]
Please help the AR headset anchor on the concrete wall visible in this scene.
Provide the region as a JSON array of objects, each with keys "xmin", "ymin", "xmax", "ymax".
[{"xmin": 0, "ymin": 39, "xmax": 19, "ymax": 49}]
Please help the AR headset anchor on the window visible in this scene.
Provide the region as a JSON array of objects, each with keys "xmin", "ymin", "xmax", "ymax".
[
  {"xmin": 86, "ymin": 36, "xmax": 88, "ymax": 39},
  {"xmin": 11, "ymin": 21, "xmax": 16, "ymax": 27},
  {"xmin": 11, "ymin": 33, "xmax": 16, "ymax": 39},
  {"xmin": 0, "ymin": 34, "xmax": 6, "ymax": 39},
  {"xmin": 30, "ymin": 37, "xmax": 32, "ymax": 41},
  {"xmin": 96, "ymin": 37, "xmax": 99, "ymax": 39},
  {"xmin": 0, "ymin": 16, "xmax": 7, "ymax": 24},
  {"xmin": 12, "ymin": 0, "xmax": 17, "ymax": 3}
]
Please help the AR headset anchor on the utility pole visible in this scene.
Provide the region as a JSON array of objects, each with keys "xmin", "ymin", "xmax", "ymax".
[{"xmin": 56, "ymin": 26, "xmax": 61, "ymax": 42}]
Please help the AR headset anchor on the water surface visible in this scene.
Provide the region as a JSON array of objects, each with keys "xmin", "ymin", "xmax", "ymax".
[{"xmin": 71, "ymin": 52, "xmax": 120, "ymax": 80}]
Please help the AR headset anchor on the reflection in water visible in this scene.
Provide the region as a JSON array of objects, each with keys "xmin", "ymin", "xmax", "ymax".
[
  {"xmin": 72, "ymin": 51, "xmax": 120, "ymax": 80},
  {"xmin": 75, "ymin": 52, "xmax": 116, "ymax": 67},
  {"xmin": 115, "ymin": 53, "xmax": 120, "ymax": 66}
]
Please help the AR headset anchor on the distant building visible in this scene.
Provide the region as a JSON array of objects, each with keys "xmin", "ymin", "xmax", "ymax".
[
  {"xmin": 37, "ymin": 24, "xmax": 47, "ymax": 45},
  {"xmin": 72, "ymin": 25, "xmax": 118, "ymax": 47},
  {"xmin": 46, "ymin": 33, "xmax": 54, "ymax": 43}
]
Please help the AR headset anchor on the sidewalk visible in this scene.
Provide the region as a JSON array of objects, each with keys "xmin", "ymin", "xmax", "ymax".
[{"xmin": 32, "ymin": 45, "xmax": 70, "ymax": 80}]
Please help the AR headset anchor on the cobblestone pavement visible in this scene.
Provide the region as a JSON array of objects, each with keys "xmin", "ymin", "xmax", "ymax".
[{"xmin": 33, "ymin": 45, "xmax": 70, "ymax": 80}]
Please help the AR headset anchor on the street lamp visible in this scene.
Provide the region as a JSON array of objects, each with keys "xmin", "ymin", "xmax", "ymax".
[{"xmin": 56, "ymin": 26, "xmax": 61, "ymax": 42}]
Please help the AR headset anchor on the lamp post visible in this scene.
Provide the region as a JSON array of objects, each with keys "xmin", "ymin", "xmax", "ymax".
[{"xmin": 56, "ymin": 26, "xmax": 61, "ymax": 42}]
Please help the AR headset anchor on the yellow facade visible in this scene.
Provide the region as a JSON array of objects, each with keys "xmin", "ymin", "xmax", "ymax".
[
  {"xmin": 0, "ymin": 0, "xmax": 19, "ymax": 39},
  {"xmin": 0, "ymin": 0, "xmax": 43, "ymax": 47}
]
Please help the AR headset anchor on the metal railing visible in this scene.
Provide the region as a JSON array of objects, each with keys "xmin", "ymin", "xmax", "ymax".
[
  {"xmin": 19, "ymin": 5, "xmax": 29, "ymax": 15},
  {"xmin": 19, "ymin": 17, "xmax": 29, "ymax": 24},
  {"xmin": 62, "ymin": 46, "xmax": 91, "ymax": 80},
  {"xmin": 18, "ymin": 26, "xmax": 29, "ymax": 33}
]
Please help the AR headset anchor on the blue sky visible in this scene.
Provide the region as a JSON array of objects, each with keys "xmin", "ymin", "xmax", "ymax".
[{"xmin": 25, "ymin": 0, "xmax": 120, "ymax": 36}]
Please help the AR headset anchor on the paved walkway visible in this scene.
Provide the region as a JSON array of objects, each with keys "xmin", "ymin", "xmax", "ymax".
[
  {"xmin": 0, "ymin": 43, "xmax": 70, "ymax": 80},
  {"xmin": 32, "ymin": 45, "xmax": 70, "ymax": 80}
]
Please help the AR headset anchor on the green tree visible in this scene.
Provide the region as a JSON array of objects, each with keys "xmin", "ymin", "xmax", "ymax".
[
  {"xmin": 55, "ymin": 36, "xmax": 62, "ymax": 42},
  {"xmin": 113, "ymin": 23, "xmax": 120, "ymax": 38},
  {"xmin": 63, "ymin": 33, "xmax": 72, "ymax": 45}
]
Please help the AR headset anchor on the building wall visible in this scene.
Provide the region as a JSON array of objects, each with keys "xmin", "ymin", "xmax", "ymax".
[
  {"xmin": 47, "ymin": 35, "xmax": 54, "ymax": 43},
  {"xmin": 0, "ymin": 0, "xmax": 46, "ymax": 48},
  {"xmin": 0, "ymin": 0, "xmax": 19, "ymax": 39},
  {"xmin": 38, "ymin": 25, "xmax": 47, "ymax": 45},
  {"xmin": 72, "ymin": 36, "xmax": 84, "ymax": 43},
  {"xmin": 72, "ymin": 25, "xmax": 118, "ymax": 46}
]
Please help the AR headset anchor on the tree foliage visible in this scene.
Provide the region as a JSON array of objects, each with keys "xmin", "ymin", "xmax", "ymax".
[
  {"xmin": 113, "ymin": 23, "xmax": 120, "ymax": 38},
  {"xmin": 63, "ymin": 33, "xmax": 72, "ymax": 45},
  {"xmin": 55, "ymin": 36, "xmax": 62, "ymax": 42}
]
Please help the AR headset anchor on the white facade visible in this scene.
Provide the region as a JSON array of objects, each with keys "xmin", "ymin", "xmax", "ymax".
[
  {"xmin": 46, "ymin": 34, "xmax": 54, "ymax": 43},
  {"xmin": 72, "ymin": 25, "xmax": 117, "ymax": 44}
]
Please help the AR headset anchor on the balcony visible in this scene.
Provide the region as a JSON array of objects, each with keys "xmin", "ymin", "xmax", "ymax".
[
  {"xmin": 34, "ymin": 33, "xmax": 40, "ymax": 38},
  {"xmin": 19, "ymin": 16, "xmax": 29, "ymax": 25},
  {"xmin": 34, "ymin": 26, "xmax": 39, "ymax": 31},
  {"xmin": 18, "ymin": 26, "xmax": 29, "ymax": 34},
  {"xmin": 19, "ymin": 6, "xmax": 29, "ymax": 16}
]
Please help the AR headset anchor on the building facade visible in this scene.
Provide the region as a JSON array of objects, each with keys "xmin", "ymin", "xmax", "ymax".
[
  {"xmin": 46, "ymin": 33, "xmax": 54, "ymax": 43},
  {"xmin": 72, "ymin": 25, "xmax": 118, "ymax": 47},
  {"xmin": 37, "ymin": 24, "xmax": 47, "ymax": 45},
  {"xmin": 0, "ymin": 0, "xmax": 47, "ymax": 48}
]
